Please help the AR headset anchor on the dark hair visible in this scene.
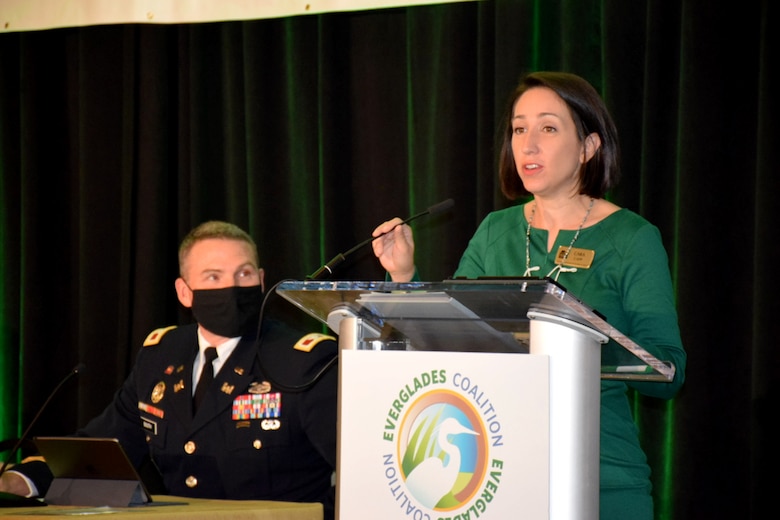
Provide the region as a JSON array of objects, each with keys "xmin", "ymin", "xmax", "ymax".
[
  {"xmin": 178, "ymin": 221, "xmax": 259, "ymax": 277},
  {"xmin": 497, "ymin": 71, "xmax": 621, "ymax": 200}
]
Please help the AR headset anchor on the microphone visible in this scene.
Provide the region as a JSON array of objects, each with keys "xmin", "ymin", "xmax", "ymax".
[
  {"xmin": 0, "ymin": 363, "xmax": 85, "ymax": 506},
  {"xmin": 307, "ymin": 198, "xmax": 455, "ymax": 280}
]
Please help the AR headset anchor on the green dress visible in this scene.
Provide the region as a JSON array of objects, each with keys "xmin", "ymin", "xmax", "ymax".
[{"xmin": 453, "ymin": 203, "xmax": 687, "ymax": 520}]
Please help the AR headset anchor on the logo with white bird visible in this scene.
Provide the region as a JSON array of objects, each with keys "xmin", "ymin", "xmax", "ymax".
[{"xmin": 398, "ymin": 390, "xmax": 487, "ymax": 511}]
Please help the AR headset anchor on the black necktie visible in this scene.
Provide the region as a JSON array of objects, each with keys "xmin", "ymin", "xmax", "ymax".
[{"xmin": 193, "ymin": 347, "xmax": 218, "ymax": 414}]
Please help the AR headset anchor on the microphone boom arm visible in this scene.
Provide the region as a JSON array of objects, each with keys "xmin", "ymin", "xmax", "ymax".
[
  {"xmin": 0, "ymin": 363, "xmax": 85, "ymax": 477},
  {"xmin": 307, "ymin": 198, "xmax": 454, "ymax": 280}
]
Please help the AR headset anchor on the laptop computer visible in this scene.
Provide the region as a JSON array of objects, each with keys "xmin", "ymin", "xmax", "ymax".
[{"xmin": 33, "ymin": 436, "xmax": 153, "ymax": 507}]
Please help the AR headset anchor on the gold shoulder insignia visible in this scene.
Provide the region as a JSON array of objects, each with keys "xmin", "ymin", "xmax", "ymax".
[
  {"xmin": 143, "ymin": 326, "xmax": 177, "ymax": 347},
  {"xmin": 294, "ymin": 332, "xmax": 336, "ymax": 352}
]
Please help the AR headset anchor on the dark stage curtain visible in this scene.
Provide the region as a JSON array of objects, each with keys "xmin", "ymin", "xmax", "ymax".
[{"xmin": 1, "ymin": 1, "xmax": 777, "ymax": 518}]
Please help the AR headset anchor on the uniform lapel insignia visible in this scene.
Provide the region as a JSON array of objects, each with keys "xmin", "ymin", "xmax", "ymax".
[
  {"xmin": 174, "ymin": 379, "xmax": 185, "ymax": 393},
  {"xmin": 221, "ymin": 382, "xmax": 235, "ymax": 395},
  {"xmin": 151, "ymin": 382, "xmax": 165, "ymax": 403},
  {"xmin": 164, "ymin": 365, "xmax": 175, "ymax": 375},
  {"xmin": 234, "ymin": 366, "xmax": 245, "ymax": 375}
]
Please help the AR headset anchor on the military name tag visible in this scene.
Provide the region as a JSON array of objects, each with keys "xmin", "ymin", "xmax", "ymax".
[
  {"xmin": 142, "ymin": 417, "xmax": 158, "ymax": 435},
  {"xmin": 555, "ymin": 246, "xmax": 595, "ymax": 268}
]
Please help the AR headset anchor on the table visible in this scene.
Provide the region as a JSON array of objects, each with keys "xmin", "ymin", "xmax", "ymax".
[{"xmin": 0, "ymin": 495, "xmax": 323, "ymax": 519}]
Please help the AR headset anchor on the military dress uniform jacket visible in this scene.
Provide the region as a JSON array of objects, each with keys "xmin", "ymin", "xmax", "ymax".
[{"xmin": 21, "ymin": 318, "xmax": 338, "ymax": 518}]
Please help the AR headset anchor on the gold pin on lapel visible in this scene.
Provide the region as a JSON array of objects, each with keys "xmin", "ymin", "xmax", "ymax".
[{"xmin": 151, "ymin": 382, "xmax": 166, "ymax": 403}]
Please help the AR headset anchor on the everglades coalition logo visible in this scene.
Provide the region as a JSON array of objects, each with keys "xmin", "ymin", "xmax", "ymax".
[{"xmin": 382, "ymin": 369, "xmax": 505, "ymax": 519}]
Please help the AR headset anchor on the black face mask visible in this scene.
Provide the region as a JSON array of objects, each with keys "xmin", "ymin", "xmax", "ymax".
[{"xmin": 189, "ymin": 285, "xmax": 263, "ymax": 338}]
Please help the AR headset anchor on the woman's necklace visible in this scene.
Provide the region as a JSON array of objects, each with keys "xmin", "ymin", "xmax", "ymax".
[{"xmin": 523, "ymin": 197, "xmax": 595, "ymax": 280}]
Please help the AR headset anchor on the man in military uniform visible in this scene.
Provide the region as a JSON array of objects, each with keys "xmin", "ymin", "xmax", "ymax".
[{"xmin": 0, "ymin": 221, "xmax": 338, "ymax": 519}]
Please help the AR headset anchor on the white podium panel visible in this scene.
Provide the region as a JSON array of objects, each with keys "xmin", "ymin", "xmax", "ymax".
[
  {"xmin": 337, "ymin": 350, "xmax": 550, "ymax": 519},
  {"xmin": 277, "ymin": 279, "xmax": 677, "ymax": 520}
]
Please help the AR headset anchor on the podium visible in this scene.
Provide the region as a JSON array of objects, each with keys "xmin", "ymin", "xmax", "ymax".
[{"xmin": 276, "ymin": 278, "xmax": 675, "ymax": 520}]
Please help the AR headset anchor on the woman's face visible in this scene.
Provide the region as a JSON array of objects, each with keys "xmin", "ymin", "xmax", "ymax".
[{"xmin": 511, "ymin": 86, "xmax": 596, "ymax": 199}]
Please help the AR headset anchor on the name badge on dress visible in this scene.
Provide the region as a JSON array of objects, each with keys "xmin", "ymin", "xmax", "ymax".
[{"xmin": 555, "ymin": 246, "xmax": 595, "ymax": 268}]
